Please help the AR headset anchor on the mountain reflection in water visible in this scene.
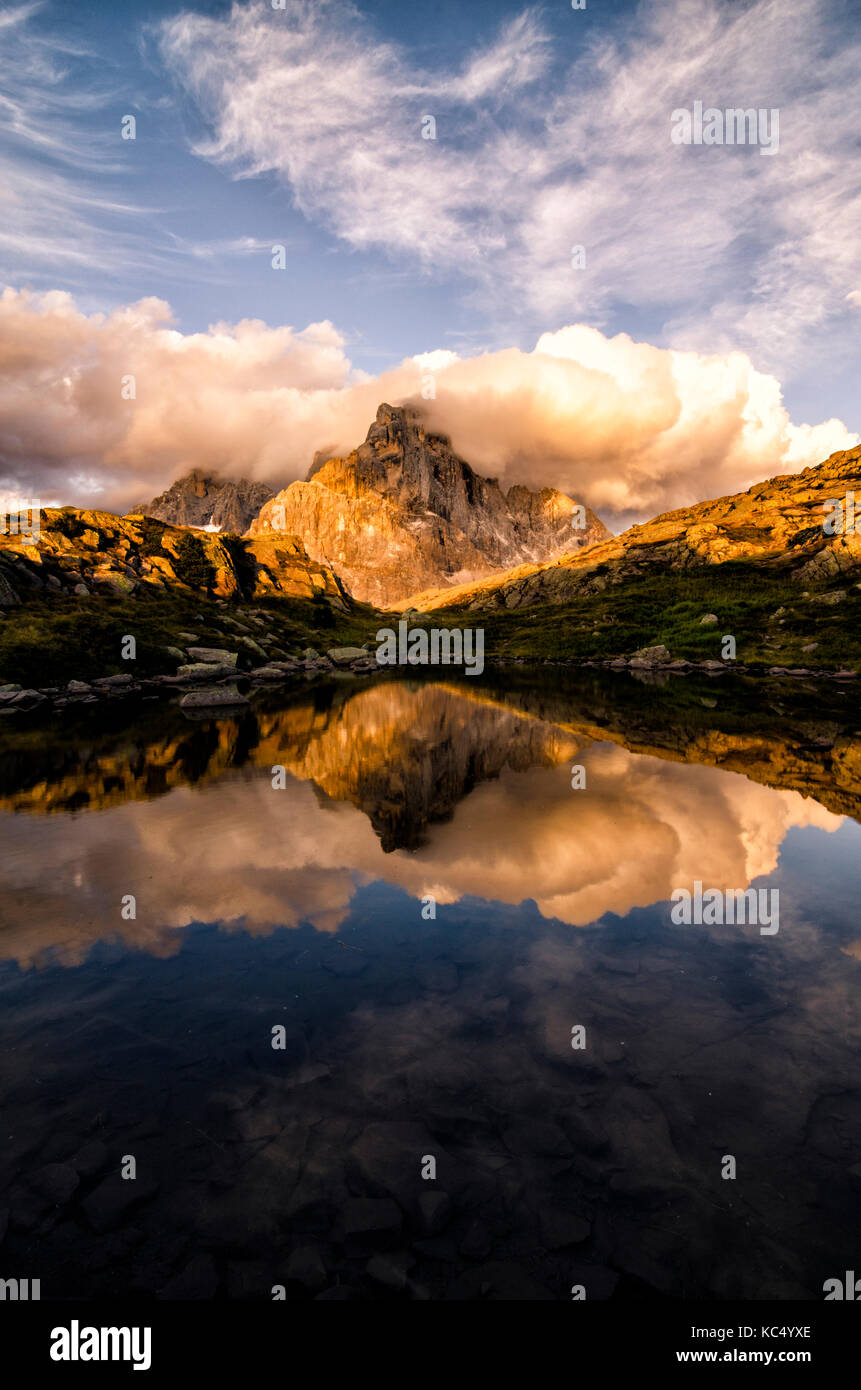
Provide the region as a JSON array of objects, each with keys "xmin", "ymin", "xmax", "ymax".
[{"xmin": 0, "ymin": 672, "xmax": 860, "ymax": 1300}]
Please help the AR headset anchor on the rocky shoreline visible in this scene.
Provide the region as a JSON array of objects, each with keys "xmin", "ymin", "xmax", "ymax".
[
  {"xmin": 0, "ymin": 644, "xmax": 379, "ymax": 716},
  {"xmin": 0, "ymin": 642, "xmax": 857, "ymax": 717}
]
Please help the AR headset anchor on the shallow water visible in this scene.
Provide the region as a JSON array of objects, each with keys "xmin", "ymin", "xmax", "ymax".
[{"xmin": 1, "ymin": 672, "xmax": 860, "ymax": 1300}]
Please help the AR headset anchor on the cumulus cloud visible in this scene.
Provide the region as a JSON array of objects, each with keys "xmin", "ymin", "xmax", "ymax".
[
  {"xmin": 158, "ymin": 0, "xmax": 861, "ymax": 372},
  {"xmin": 0, "ymin": 288, "xmax": 855, "ymax": 522}
]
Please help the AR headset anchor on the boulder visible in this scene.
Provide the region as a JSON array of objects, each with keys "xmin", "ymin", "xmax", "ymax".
[
  {"xmin": 417, "ymin": 1190, "xmax": 452, "ymax": 1235},
  {"xmin": 631, "ymin": 644, "xmax": 670, "ymax": 663},
  {"xmin": 340, "ymin": 1197, "xmax": 403, "ymax": 1250},
  {"xmin": 83, "ymin": 1173, "xmax": 159, "ymax": 1232},
  {"xmin": 538, "ymin": 1208, "xmax": 591, "ymax": 1249},
  {"xmin": 366, "ymin": 1251, "xmax": 415, "ymax": 1291},
  {"xmin": 91, "ymin": 566, "xmax": 137, "ymax": 594},
  {"xmin": 176, "ymin": 662, "xmax": 238, "ymax": 681},
  {"xmin": 185, "ymin": 647, "xmax": 238, "ymax": 666},
  {"xmin": 249, "ymin": 666, "xmax": 288, "ymax": 681},
  {"xmin": 71, "ymin": 1140, "xmax": 109, "ymax": 1180},
  {"xmin": 445, "ymin": 1261, "xmax": 554, "ymax": 1301},
  {"xmin": 159, "ymin": 1254, "xmax": 219, "ymax": 1301},
  {"xmin": 29, "ymin": 1163, "xmax": 80, "ymax": 1205},
  {"xmin": 179, "ymin": 686, "xmax": 250, "ymax": 709},
  {"xmin": 326, "ymin": 647, "xmax": 367, "ymax": 665},
  {"xmin": 239, "ymin": 636, "xmax": 268, "ymax": 659},
  {"xmin": 8, "ymin": 689, "xmax": 46, "ymax": 709},
  {"xmin": 348, "ymin": 1121, "xmax": 465, "ymax": 1214}
]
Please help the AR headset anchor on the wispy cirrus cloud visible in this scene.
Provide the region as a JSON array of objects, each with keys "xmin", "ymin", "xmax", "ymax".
[
  {"xmin": 159, "ymin": 0, "xmax": 861, "ymax": 374},
  {"xmin": 159, "ymin": 0, "xmax": 551, "ymax": 271},
  {"xmin": 0, "ymin": 1, "xmax": 162, "ymax": 285},
  {"xmin": 0, "ymin": 1, "xmax": 261, "ymax": 294}
]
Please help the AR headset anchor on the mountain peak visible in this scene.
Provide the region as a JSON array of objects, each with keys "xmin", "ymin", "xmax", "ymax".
[
  {"xmin": 407, "ymin": 442, "xmax": 861, "ymax": 612},
  {"xmin": 138, "ymin": 471, "xmax": 274, "ymax": 534},
  {"xmin": 250, "ymin": 401, "xmax": 609, "ymax": 607}
]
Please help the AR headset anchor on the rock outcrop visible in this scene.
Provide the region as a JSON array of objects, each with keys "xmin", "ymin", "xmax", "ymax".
[
  {"xmin": 138, "ymin": 470, "xmax": 273, "ymax": 535},
  {"xmin": 249, "ymin": 403, "xmax": 608, "ymax": 607},
  {"xmin": 405, "ymin": 444, "xmax": 861, "ymax": 611},
  {"xmin": 0, "ymin": 510, "xmax": 342, "ymax": 606}
]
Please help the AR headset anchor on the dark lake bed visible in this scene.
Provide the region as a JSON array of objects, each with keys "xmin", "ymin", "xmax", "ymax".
[{"xmin": 1, "ymin": 670, "xmax": 860, "ymax": 1301}]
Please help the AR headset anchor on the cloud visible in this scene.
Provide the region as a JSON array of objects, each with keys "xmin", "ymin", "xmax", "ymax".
[
  {"xmin": 0, "ymin": 288, "xmax": 360, "ymax": 510},
  {"xmin": 158, "ymin": 0, "xmax": 861, "ymax": 373},
  {"xmin": 0, "ymin": 3, "xmax": 159, "ymax": 284},
  {"xmin": 0, "ymin": 288, "xmax": 855, "ymax": 521},
  {"xmin": 0, "ymin": 682, "xmax": 841, "ymax": 967}
]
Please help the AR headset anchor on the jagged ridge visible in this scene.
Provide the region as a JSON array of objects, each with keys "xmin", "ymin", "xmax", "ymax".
[
  {"xmin": 405, "ymin": 444, "xmax": 861, "ymax": 612},
  {"xmin": 249, "ymin": 403, "xmax": 609, "ymax": 607},
  {"xmin": 138, "ymin": 470, "xmax": 274, "ymax": 535}
]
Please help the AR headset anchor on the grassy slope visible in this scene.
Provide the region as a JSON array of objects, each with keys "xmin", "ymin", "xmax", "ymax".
[
  {"xmin": 2, "ymin": 561, "xmax": 859, "ymax": 687},
  {"xmin": 0, "ymin": 592, "xmax": 383, "ymax": 686},
  {"xmin": 419, "ymin": 561, "xmax": 861, "ymax": 670}
]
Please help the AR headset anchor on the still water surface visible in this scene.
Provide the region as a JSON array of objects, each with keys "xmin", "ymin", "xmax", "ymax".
[{"xmin": 1, "ymin": 673, "xmax": 860, "ymax": 1299}]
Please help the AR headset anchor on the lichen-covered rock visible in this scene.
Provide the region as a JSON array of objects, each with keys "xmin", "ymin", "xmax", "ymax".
[
  {"xmin": 327, "ymin": 647, "xmax": 367, "ymax": 665},
  {"xmin": 0, "ymin": 508, "xmax": 341, "ymax": 610},
  {"xmin": 631, "ymin": 645, "xmax": 671, "ymax": 664},
  {"xmin": 176, "ymin": 662, "xmax": 238, "ymax": 681},
  {"xmin": 91, "ymin": 565, "xmax": 137, "ymax": 594},
  {"xmin": 185, "ymin": 648, "xmax": 238, "ymax": 666}
]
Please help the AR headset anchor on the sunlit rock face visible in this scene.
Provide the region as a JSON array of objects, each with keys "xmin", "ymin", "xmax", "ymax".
[
  {"xmin": 410, "ymin": 444, "xmax": 861, "ymax": 611},
  {"xmin": 0, "ymin": 509, "xmax": 341, "ymax": 605},
  {"xmin": 249, "ymin": 404, "xmax": 608, "ymax": 607},
  {"xmin": 138, "ymin": 470, "xmax": 273, "ymax": 535}
]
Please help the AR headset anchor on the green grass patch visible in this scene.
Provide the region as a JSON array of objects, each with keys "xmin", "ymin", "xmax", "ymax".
[
  {"xmin": 428, "ymin": 562, "xmax": 861, "ymax": 670},
  {"xmin": 0, "ymin": 590, "xmax": 386, "ymax": 686}
]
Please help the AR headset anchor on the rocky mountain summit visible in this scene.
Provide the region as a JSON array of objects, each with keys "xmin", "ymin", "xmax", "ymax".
[
  {"xmin": 407, "ymin": 444, "xmax": 861, "ymax": 612},
  {"xmin": 139, "ymin": 470, "xmax": 274, "ymax": 535},
  {"xmin": 249, "ymin": 403, "xmax": 608, "ymax": 607}
]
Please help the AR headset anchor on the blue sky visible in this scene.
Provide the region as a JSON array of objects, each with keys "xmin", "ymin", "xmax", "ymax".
[
  {"xmin": 2, "ymin": 0, "xmax": 650, "ymax": 370},
  {"xmin": 1, "ymin": 0, "xmax": 860, "ymax": 514}
]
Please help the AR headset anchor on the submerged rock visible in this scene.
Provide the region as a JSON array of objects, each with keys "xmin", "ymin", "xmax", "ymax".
[{"xmin": 179, "ymin": 685, "xmax": 250, "ymax": 709}]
